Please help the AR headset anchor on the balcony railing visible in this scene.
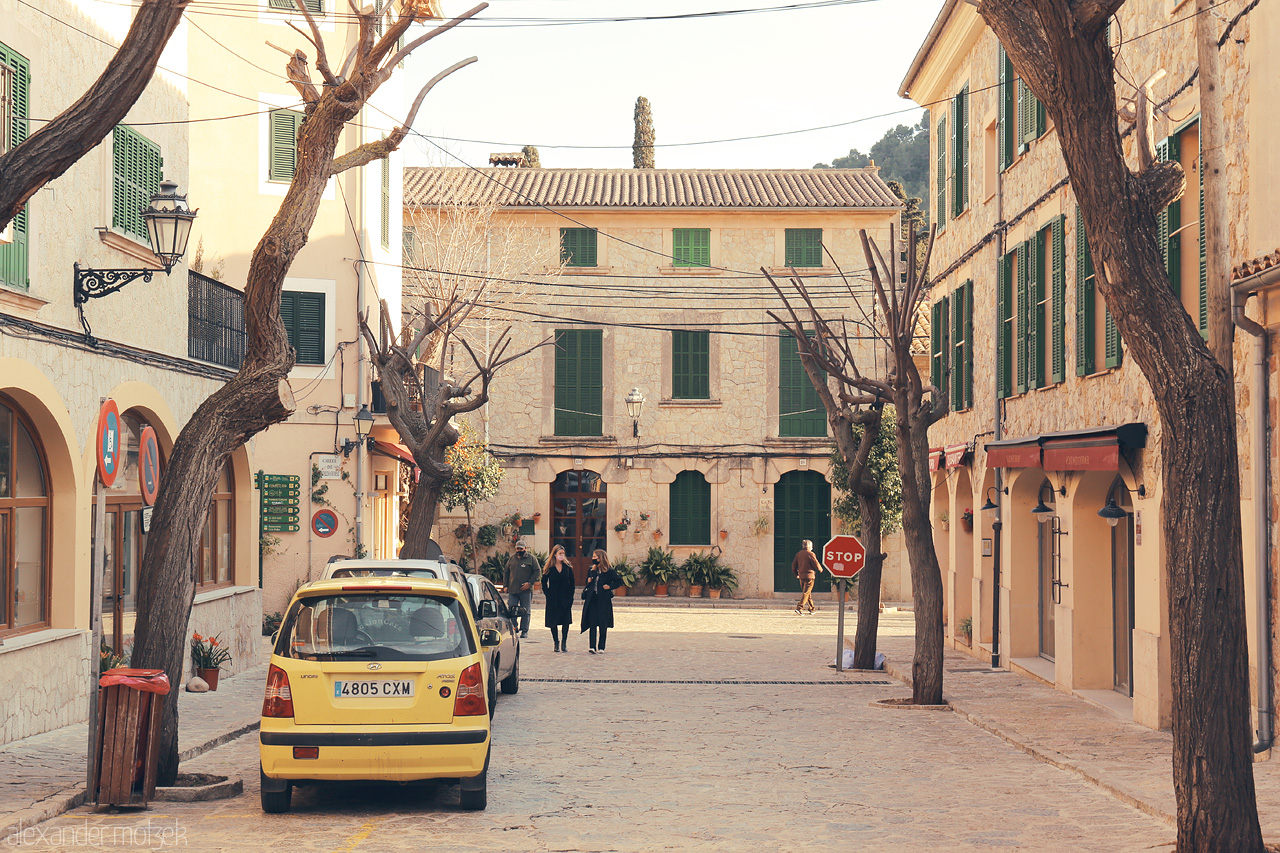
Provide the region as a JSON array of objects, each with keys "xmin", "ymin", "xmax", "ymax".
[{"xmin": 188, "ymin": 270, "xmax": 245, "ymax": 369}]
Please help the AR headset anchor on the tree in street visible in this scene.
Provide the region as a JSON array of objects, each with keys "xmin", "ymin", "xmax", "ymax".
[
  {"xmin": 130, "ymin": 0, "xmax": 489, "ymax": 784},
  {"xmin": 633, "ymin": 96, "xmax": 655, "ymax": 168},
  {"xmin": 0, "ymin": 0, "xmax": 190, "ymax": 233},
  {"xmin": 440, "ymin": 421, "xmax": 504, "ymax": 566},
  {"xmin": 975, "ymin": 2, "xmax": 1261, "ymax": 848}
]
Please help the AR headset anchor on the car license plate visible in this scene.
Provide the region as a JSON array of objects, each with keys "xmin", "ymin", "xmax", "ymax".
[{"xmin": 333, "ymin": 680, "xmax": 415, "ymax": 698}]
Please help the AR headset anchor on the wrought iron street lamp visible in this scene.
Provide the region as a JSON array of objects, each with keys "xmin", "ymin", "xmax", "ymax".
[
  {"xmin": 343, "ymin": 404, "xmax": 376, "ymax": 457},
  {"xmin": 1098, "ymin": 496, "xmax": 1127, "ymax": 527},
  {"xmin": 624, "ymin": 387, "xmax": 645, "ymax": 438}
]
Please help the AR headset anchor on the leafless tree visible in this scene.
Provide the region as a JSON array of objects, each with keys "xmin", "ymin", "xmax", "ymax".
[
  {"xmin": 977, "ymin": 2, "xmax": 1262, "ymax": 849},
  {"xmin": 130, "ymin": 0, "xmax": 488, "ymax": 784},
  {"xmin": 769, "ymin": 223, "xmax": 947, "ymax": 703}
]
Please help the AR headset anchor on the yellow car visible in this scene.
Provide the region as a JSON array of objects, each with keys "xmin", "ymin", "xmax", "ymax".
[{"xmin": 259, "ymin": 577, "xmax": 499, "ymax": 812}]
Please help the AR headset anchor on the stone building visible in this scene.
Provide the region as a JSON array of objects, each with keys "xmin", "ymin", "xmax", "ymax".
[
  {"xmin": 403, "ymin": 166, "xmax": 910, "ymax": 598},
  {"xmin": 900, "ymin": 0, "xmax": 1280, "ymax": 732}
]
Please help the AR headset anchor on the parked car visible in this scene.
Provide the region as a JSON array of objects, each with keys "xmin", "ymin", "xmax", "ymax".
[
  {"xmin": 259, "ymin": 576, "xmax": 499, "ymax": 812},
  {"xmin": 322, "ymin": 558, "xmax": 476, "ymax": 614},
  {"xmin": 464, "ymin": 573, "xmax": 521, "ymax": 706}
]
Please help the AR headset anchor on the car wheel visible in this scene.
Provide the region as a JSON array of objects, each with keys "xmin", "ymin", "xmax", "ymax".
[
  {"xmin": 487, "ymin": 664, "xmax": 498, "ymax": 718},
  {"xmin": 500, "ymin": 649, "xmax": 520, "ymax": 695},
  {"xmin": 459, "ymin": 751, "xmax": 488, "ymax": 811},
  {"xmin": 260, "ymin": 770, "xmax": 292, "ymax": 814}
]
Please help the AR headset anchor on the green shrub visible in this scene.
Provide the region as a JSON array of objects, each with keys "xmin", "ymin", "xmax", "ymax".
[
  {"xmin": 611, "ymin": 559, "xmax": 638, "ymax": 587},
  {"xmin": 476, "ymin": 524, "xmax": 499, "ymax": 547},
  {"xmin": 479, "ymin": 553, "xmax": 508, "ymax": 584},
  {"xmin": 639, "ymin": 547, "xmax": 679, "ymax": 585},
  {"xmin": 680, "ymin": 552, "xmax": 716, "ymax": 586}
]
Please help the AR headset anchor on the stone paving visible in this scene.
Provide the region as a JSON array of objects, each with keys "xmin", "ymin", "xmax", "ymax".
[{"xmin": 3, "ymin": 606, "xmax": 1181, "ymax": 851}]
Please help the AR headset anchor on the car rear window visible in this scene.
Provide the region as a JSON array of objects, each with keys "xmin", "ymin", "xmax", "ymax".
[
  {"xmin": 277, "ymin": 593, "xmax": 476, "ymax": 662},
  {"xmin": 328, "ymin": 567, "xmax": 443, "ymax": 579}
]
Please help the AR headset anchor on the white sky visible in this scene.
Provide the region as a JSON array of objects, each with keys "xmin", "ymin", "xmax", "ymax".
[{"xmin": 401, "ymin": 0, "xmax": 945, "ymax": 171}]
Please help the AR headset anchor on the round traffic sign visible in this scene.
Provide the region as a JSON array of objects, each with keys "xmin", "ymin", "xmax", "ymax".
[
  {"xmin": 822, "ymin": 534, "xmax": 867, "ymax": 579},
  {"xmin": 96, "ymin": 399, "xmax": 122, "ymax": 488},
  {"xmin": 312, "ymin": 509, "xmax": 338, "ymax": 538},
  {"xmin": 139, "ymin": 426, "xmax": 161, "ymax": 505}
]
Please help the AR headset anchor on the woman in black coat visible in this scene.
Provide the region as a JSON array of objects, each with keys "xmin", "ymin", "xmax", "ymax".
[
  {"xmin": 540, "ymin": 545, "xmax": 575, "ymax": 652},
  {"xmin": 580, "ymin": 549, "xmax": 623, "ymax": 654}
]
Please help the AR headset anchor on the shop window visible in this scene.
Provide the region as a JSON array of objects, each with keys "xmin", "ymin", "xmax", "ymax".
[
  {"xmin": 0, "ymin": 396, "xmax": 49, "ymax": 636},
  {"xmin": 198, "ymin": 463, "xmax": 235, "ymax": 589}
]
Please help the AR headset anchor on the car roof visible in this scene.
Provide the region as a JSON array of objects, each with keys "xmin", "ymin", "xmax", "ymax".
[{"xmin": 293, "ymin": 576, "xmax": 461, "ymax": 601}]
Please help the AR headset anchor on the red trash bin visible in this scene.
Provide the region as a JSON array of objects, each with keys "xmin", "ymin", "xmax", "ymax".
[{"xmin": 91, "ymin": 668, "xmax": 171, "ymax": 806}]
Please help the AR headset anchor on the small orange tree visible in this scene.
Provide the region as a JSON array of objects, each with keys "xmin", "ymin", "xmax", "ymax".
[{"xmin": 439, "ymin": 422, "xmax": 504, "ymax": 567}]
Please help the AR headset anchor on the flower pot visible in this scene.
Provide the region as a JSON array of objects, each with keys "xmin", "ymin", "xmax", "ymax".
[
  {"xmin": 687, "ymin": 584, "xmax": 703, "ymax": 598},
  {"xmin": 198, "ymin": 668, "xmax": 220, "ymax": 691},
  {"xmin": 708, "ymin": 588, "xmax": 722, "ymax": 599},
  {"xmin": 960, "ymin": 519, "xmax": 973, "ymax": 533},
  {"xmin": 655, "ymin": 583, "xmax": 669, "ymax": 597},
  {"xmin": 614, "ymin": 586, "xmax": 627, "ymax": 597}
]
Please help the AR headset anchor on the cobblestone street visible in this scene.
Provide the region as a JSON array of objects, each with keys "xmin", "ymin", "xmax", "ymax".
[{"xmin": 5, "ymin": 606, "xmax": 1178, "ymax": 851}]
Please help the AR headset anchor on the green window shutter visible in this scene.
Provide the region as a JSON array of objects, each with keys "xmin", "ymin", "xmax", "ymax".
[
  {"xmin": 961, "ymin": 85, "xmax": 970, "ymax": 211},
  {"xmin": 560, "ymin": 228, "xmax": 598, "ymax": 267},
  {"xmin": 963, "ymin": 280, "xmax": 974, "ymax": 408},
  {"xmin": 673, "ymin": 228, "xmax": 710, "ymax": 267},
  {"xmin": 784, "ymin": 229, "xmax": 823, "ymax": 267},
  {"xmin": 936, "ymin": 116, "xmax": 947, "ymax": 229},
  {"xmin": 1075, "ymin": 208, "xmax": 1095, "ymax": 376},
  {"xmin": 269, "ymin": 109, "xmax": 303, "ymax": 182},
  {"xmin": 374, "ymin": 0, "xmax": 384, "ymax": 35},
  {"xmin": 271, "ymin": 0, "xmax": 324, "ymax": 11},
  {"xmin": 669, "ymin": 471, "xmax": 711, "ymax": 546},
  {"xmin": 779, "ymin": 333, "xmax": 825, "ymax": 437},
  {"xmin": 0, "ymin": 44, "xmax": 30, "ymax": 292},
  {"xmin": 1158, "ymin": 136, "xmax": 1183, "ymax": 295},
  {"xmin": 281, "ymin": 291, "xmax": 325, "ymax": 365},
  {"xmin": 998, "ymin": 45, "xmax": 1014, "ymax": 171},
  {"xmin": 930, "ymin": 299, "xmax": 943, "ymax": 391},
  {"xmin": 996, "ymin": 254, "xmax": 1012, "ymax": 398},
  {"xmin": 1031, "ymin": 230, "xmax": 1046, "ymax": 389},
  {"xmin": 952, "ymin": 86, "xmax": 969, "ymax": 217},
  {"xmin": 1104, "ymin": 308, "xmax": 1122, "ymax": 367},
  {"xmin": 1015, "ymin": 242, "xmax": 1028, "ymax": 394},
  {"xmin": 1198, "ymin": 134, "xmax": 1207, "ymax": 338},
  {"xmin": 1036, "ymin": 95, "xmax": 1047, "ymax": 139},
  {"xmin": 380, "ymin": 153, "xmax": 390, "ymax": 249},
  {"xmin": 554, "ymin": 329, "xmax": 603, "ymax": 436},
  {"xmin": 672, "ymin": 330, "xmax": 710, "ymax": 400},
  {"xmin": 1051, "ymin": 215, "xmax": 1066, "ymax": 383},
  {"xmin": 112, "ymin": 125, "xmax": 163, "ymax": 243},
  {"xmin": 951, "ymin": 290, "xmax": 964, "ymax": 411}
]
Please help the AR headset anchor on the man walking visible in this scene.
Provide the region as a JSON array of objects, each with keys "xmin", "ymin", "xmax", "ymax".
[
  {"xmin": 791, "ymin": 539, "xmax": 823, "ymax": 614},
  {"xmin": 504, "ymin": 539, "xmax": 540, "ymax": 637}
]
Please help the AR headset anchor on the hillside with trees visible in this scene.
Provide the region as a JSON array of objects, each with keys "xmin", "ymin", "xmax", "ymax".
[{"xmin": 814, "ymin": 113, "xmax": 928, "ymax": 218}]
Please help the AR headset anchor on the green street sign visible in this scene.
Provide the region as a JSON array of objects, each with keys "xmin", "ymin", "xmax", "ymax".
[
  {"xmin": 262, "ymin": 510, "xmax": 300, "ymax": 521},
  {"xmin": 257, "ymin": 474, "xmax": 299, "ymax": 486},
  {"xmin": 261, "ymin": 487, "xmax": 300, "ymax": 498},
  {"xmin": 260, "ymin": 497, "xmax": 299, "ymax": 507},
  {"xmin": 262, "ymin": 522, "xmax": 300, "ymax": 532}
]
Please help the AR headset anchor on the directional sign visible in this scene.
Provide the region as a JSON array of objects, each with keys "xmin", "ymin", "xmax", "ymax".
[
  {"xmin": 261, "ymin": 496, "xmax": 299, "ymax": 507},
  {"xmin": 312, "ymin": 509, "xmax": 338, "ymax": 538},
  {"xmin": 139, "ymin": 426, "xmax": 161, "ymax": 506},
  {"xmin": 96, "ymin": 399, "xmax": 123, "ymax": 487},
  {"xmin": 263, "ymin": 510, "xmax": 299, "ymax": 520},
  {"xmin": 822, "ymin": 534, "xmax": 867, "ymax": 579},
  {"xmin": 257, "ymin": 474, "xmax": 299, "ymax": 485},
  {"xmin": 262, "ymin": 522, "xmax": 300, "ymax": 532},
  {"xmin": 261, "ymin": 487, "xmax": 300, "ymax": 498}
]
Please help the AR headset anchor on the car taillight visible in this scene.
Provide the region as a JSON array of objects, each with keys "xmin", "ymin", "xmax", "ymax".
[
  {"xmin": 453, "ymin": 662, "xmax": 486, "ymax": 717},
  {"xmin": 262, "ymin": 664, "xmax": 294, "ymax": 718}
]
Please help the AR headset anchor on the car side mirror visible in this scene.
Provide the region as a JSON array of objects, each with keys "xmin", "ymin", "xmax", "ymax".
[
  {"xmin": 479, "ymin": 628, "xmax": 501, "ymax": 648},
  {"xmin": 479, "ymin": 600, "xmax": 498, "ymax": 619}
]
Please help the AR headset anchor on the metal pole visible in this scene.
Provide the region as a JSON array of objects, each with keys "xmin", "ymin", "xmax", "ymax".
[
  {"xmin": 836, "ymin": 578, "xmax": 847, "ymax": 673},
  {"xmin": 87, "ymin": 482, "xmax": 106, "ymax": 794},
  {"xmin": 991, "ymin": 517, "xmax": 1003, "ymax": 669}
]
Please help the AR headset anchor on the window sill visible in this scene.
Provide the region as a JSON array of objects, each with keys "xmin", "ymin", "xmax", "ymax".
[
  {"xmin": 763, "ymin": 436, "xmax": 830, "ymax": 448},
  {"xmin": 558, "ymin": 266, "xmax": 612, "ymax": 276},
  {"xmin": 0, "ymin": 626, "xmax": 81, "ymax": 654},
  {"xmin": 658, "ymin": 398, "xmax": 722, "ymax": 408},
  {"xmin": 98, "ymin": 228, "xmax": 164, "ymax": 268},
  {"xmin": 766, "ymin": 266, "xmax": 837, "ymax": 276},
  {"xmin": 658, "ymin": 266, "xmax": 721, "ymax": 276},
  {"xmin": 539, "ymin": 435, "xmax": 618, "ymax": 446},
  {"xmin": 193, "ymin": 584, "xmax": 254, "ymax": 604},
  {"xmin": 1083, "ymin": 366, "xmax": 1122, "ymax": 379},
  {"xmin": 0, "ymin": 286, "xmax": 47, "ymax": 313}
]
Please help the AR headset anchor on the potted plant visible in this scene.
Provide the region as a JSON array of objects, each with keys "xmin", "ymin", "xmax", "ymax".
[
  {"xmin": 612, "ymin": 559, "xmax": 637, "ymax": 596},
  {"xmin": 682, "ymin": 551, "xmax": 720, "ymax": 597},
  {"xmin": 639, "ymin": 547, "xmax": 678, "ymax": 596},
  {"xmin": 958, "ymin": 616, "xmax": 973, "ymax": 645},
  {"xmin": 479, "ymin": 553, "xmax": 509, "ymax": 585},
  {"xmin": 939, "ymin": 511, "xmax": 949, "ymax": 531},
  {"xmin": 614, "ymin": 516, "xmax": 630, "ymax": 536},
  {"xmin": 262, "ymin": 611, "xmax": 283, "ymax": 637},
  {"xmin": 707, "ymin": 561, "xmax": 739, "ymax": 600},
  {"xmin": 191, "ymin": 632, "xmax": 233, "ymax": 691},
  {"xmin": 960, "ymin": 507, "xmax": 974, "ymax": 532}
]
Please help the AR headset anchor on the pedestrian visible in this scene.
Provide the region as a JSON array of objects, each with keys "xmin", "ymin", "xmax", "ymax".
[
  {"xmin": 504, "ymin": 538, "xmax": 540, "ymax": 638},
  {"xmin": 792, "ymin": 539, "xmax": 824, "ymax": 614},
  {"xmin": 541, "ymin": 544, "xmax": 576, "ymax": 652},
  {"xmin": 580, "ymin": 549, "xmax": 622, "ymax": 654}
]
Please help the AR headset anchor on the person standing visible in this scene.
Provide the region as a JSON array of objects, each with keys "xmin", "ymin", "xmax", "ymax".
[
  {"xmin": 581, "ymin": 549, "xmax": 623, "ymax": 654},
  {"xmin": 504, "ymin": 539, "xmax": 540, "ymax": 638},
  {"xmin": 541, "ymin": 545, "xmax": 575, "ymax": 652},
  {"xmin": 791, "ymin": 539, "xmax": 824, "ymax": 614}
]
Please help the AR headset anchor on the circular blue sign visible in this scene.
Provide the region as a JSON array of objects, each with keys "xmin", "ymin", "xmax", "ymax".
[
  {"xmin": 312, "ymin": 509, "xmax": 338, "ymax": 538},
  {"xmin": 97, "ymin": 400, "xmax": 122, "ymax": 487}
]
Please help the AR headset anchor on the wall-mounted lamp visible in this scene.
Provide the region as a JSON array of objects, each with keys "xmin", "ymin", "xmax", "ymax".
[
  {"xmin": 624, "ymin": 387, "xmax": 646, "ymax": 438},
  {"xmin": 1031, "ymin": 496, "xmax": 1054, "ymax": 523},
  {"xmin": 74, "ymin": 180, "xmax": 198, "ymax": 340},
  {"xmin": 1098, "ymin": 496, "xmax": 1127, "ymax": 527},
  {"xmin": 980, "ymin": 486, "xmax": 1003, "ymax": 512},
  {"xmin": 342, "ymin": 404, "xmax": 375, "ymax": 457}
]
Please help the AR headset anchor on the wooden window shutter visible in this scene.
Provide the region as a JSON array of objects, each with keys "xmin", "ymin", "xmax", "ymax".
[
  {"xmin": 1104, "ymin": 308, "xmax": 1122, "ymax": 367},
  {"xmin": 951, "ymin": 290, "xmax": 965, "ymax": 411},
  {"xmin": 952, "ymin": 85, "xmax": 969, "ymax": 217},
  {"xmin": 672, "ymin": 330, "xmax": 710, "ymax": 400},
  {"xmin": 1015, "ymin": 242, "xmax": 1028, "ymax": 394},
  {"xmin": 1075, "ymin": 209, "xmax": 1095, "ymax": 376},
  {"xmin": 1157, "ymin": 136, "xmax": 1183, "ymax": 295},
  {"xmin": 269, "ymin": 109, "xmax": 302, "ymax": 182},
  {"xmin": 670, "ymin": 471, "xmax": 711, "ymax": 546},
  {"xmin": 963, "ymin": 280, "xmax": 974, "ymax": 408},
  {"xmin": 554, "ymin": 329, "xmax": 603, "ymax": 436},
  {"xmin": 112, "ymin": 125, "xmax": 163, "ymax": 243},
  {"xmin": 961, "ymin": 85, "xmax": 970, "ymax": 211},
  {"xmin": 998, "ymin": 45, "xmax": 1014, "ymax": 171},
  {"xmin": 1051, "ymin": 215, "xmax": 1066, "ymax": 384},
  {"xmin": 1031, "ymin": 230, "xmax": 1046, "ymax": 389},
  {"xmin": 380, "ymin": 152, "xmax": 390, "ymax": 249},
  {"xmin": 936, "ymin": 116, "xmax": 947, "ymax": 229},
  {"xmin": 785, "ymin": 229, "xmax": 822, "ymax": 267},
  {"xmin": 996, "ymin": 255, "xmax": 1012, "ymax": 398},
  {"xmin": 673, "ymin": 228, "xmax": 710, "ymax": 267},
  {"xmin": 560, "ymin": 228, "xmax": 598, "ymax": 267},
  {"xmin": 930, "ymin": 299, "xmax": 944, "ymax": 392},
  {"xmin": 280, "ymin": 292, "xmax": 325, "ymax": 365},
  {"xmin": 0, "ymin": 43, "xmax": 30, "ymax": 291},
  {"xmin": 374, "ymin": 0, "xmax": 384, "ymax": 35},
  {"xmin": 1197, "ymin": 127, "xmax": 1208, "ymax": 338},
  {"xmin": 779, "ymin": 333, "xmax": 825, "ymax": 437}
]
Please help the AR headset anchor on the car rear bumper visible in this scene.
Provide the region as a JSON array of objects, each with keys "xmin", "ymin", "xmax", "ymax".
[{"xmin": 260, "ymin": 724, "xmax": 490, "ymax": 782}]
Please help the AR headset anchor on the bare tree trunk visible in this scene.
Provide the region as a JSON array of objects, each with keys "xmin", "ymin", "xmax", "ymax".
[
  {"xmin": 977, "ymin": 3, "xmax": 1261, "ymax": 847},
  {"xmin": 852, "ymin": 493, "xmax": 885, "ymax": 670},
  {"xmin": 1196, "ymin": 0, "xmax": 1231, "ymax": 369},
  {"xmin": 0, "ymin": 0, "xmax": 189, "ymax": 230}
]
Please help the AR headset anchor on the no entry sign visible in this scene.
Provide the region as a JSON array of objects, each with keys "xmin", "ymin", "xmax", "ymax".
[{"xmin": 822, "ymin": 534, "xmax": 866, "ymax": 579}]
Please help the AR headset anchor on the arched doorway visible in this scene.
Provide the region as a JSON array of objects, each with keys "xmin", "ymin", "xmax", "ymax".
[
  {"xmin": 773, "ymin": 470, "xmax": 831, "ymax": 594},
  {"xmin": 551, "ymin": 469, "xmax": 606, "ymax": 585},
  {"xmin": 1034, "ymin": 478, "xmax": 1058, "ymax": 660},
  {"xmin": 1107, "ymin": 479, "xmax": 1135, "ymax": 696}
]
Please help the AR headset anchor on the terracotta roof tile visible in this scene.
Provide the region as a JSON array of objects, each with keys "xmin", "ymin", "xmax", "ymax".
[
  {"xmin": 403, "ymin": 167, "xmax": 903, "ymax": 210},
  {"xmin": 1232, "ymin": 249, "xmax": 1280, "ymax": 282}
]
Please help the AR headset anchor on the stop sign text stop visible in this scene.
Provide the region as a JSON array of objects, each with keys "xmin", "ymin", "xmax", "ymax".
[{"xmin": 823, "ymin": 534, "xmax": 866, "ymax": 579}]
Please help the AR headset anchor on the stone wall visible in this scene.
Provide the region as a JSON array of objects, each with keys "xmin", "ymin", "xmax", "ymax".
[{"xmin": 0, "ymin": 632, "xmax": 92, "ymax": 745}]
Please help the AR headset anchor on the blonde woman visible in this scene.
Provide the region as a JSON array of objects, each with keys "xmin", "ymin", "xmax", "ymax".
[
  {"xmin": 540, "ymin": 545, "xmax": 576, "ymax": 652},
  {"xmin": 580, "ymin": 549, "xmax": 623, "ymax": 654}
]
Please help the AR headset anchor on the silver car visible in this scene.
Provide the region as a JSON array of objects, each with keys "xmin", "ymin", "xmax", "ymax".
[
  {"xmin": 321, "ymin": 559, "xmax": 476, "ymax": 615},
  {"xmin": 465, "ymin": 573, "xmax": 521, "ymax": 713}
]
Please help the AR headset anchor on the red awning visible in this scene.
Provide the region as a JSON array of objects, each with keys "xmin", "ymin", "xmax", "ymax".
[
  {"xmin": 371, "ymin": 439, "xmax": 416, "ymax": 468},
  {"xmin": 984, "ymin": 438, "xmax": 1041, "ymax": 469},
  {"xmin": 944, "ymin": 443, "xmax": 969, "ymax": 468},
  {"xmin": 928, "ymin": 447, "xmax": 943, "ymax": 472},
  {"xmin": 1040, "ymin": 424, "xmax": 1147, "ymax": 472}
]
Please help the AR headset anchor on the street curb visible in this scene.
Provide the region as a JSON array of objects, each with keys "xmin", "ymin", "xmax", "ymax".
[
  {"xmin": 0, "ymin": 720, "xmax": 261, "ymax": 842},
  {"xmin": 880, "ymin": 657, "xmax": 1176, "ymax": 827}
]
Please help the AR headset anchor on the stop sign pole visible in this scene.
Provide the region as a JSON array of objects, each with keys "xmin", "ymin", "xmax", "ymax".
[{"xmin": 823, "ymin": 535, "xmax": 867, "ymax": 673}]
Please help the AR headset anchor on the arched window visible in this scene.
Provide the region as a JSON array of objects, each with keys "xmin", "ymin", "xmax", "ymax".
[
  {"xmin": 669, "ymin": 470, "xmax": 711, "ymax": 546},
  {"xmin": 0, "ymin": 396, "xmax": 50, "ymax": 636},
  {"xmin": 199, "ymin": 463, "xmax": 235, "ymax": 589}
]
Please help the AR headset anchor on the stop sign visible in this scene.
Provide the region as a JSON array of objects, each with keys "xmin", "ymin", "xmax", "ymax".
[{"xmin": 823, "ymin": 535, "xmax": 866, "ymax": 579}]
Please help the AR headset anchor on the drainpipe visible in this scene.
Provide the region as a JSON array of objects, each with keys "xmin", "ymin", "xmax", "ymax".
[
  {"xmin": 990, "ymin": 146, "xmax": 1007, "ymax": 670},
  {"xmin": 353, "ymin": 123, "xmax": 367, "ymax": 558},
  {"xmin": 1231, "ymin": 269, "xmax": 1276, "ymax": 753}
]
